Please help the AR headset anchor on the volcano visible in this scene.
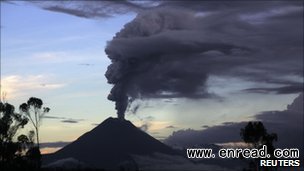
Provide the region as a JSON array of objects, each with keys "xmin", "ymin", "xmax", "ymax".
[{"xmin": 43, "ymin": 117, "xmax": 177, "ymax": 169}]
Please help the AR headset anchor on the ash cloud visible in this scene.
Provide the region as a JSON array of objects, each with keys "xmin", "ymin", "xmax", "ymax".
[
  {"xmin": 105, "ymin": 9, "xmax": 249, "ymax": 118},
  {"xmin": 105, "ymin": 3, "xmax": 303, "ymax": 119},
  {"xmin": 33, "ymin": 1, "xmax": 303, "ymax": 119}
]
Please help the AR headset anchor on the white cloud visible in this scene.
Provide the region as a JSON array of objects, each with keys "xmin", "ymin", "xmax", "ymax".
[
  {"xmin": 31, "ymin": 52, "xmax": 75, "ymax": 63},
  {"xmin": 133, "ymin": 120, "xmax": 171, "ymax": 132},
  {"xmin": 28, "ymin": 50, "xmax": 104, "ymax": 64},
  {"xmin": 1, "ymin": 74, "xmax": 66, "ymax": 100}
]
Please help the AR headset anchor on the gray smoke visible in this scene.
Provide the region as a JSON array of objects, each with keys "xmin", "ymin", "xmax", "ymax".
[
  {"xmin": 104, "ymin": 9, "xmax": 253, "ymax": 119},
  {"xmin": 29, "ymin": 1, "xmax": 303, "ymax": 119},
  {"xmin": 105, "ymin": 4, "xmax": 303, "ymax": 119}
]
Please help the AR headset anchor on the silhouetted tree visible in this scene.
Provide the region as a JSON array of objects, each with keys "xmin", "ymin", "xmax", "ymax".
[
  {"xmin": 0, "ymin": 101, "xmax": 34, "ymax": 170},
  {"xmin": 19, "ymin": 97, "xmax": 50, "ymax": 149},
  {"xmin": 240, "ymin": 121, "xmax": 277, "ymax": 154},
  {"xmin": 26, "ymin": 146, "xmax": 42, "ymax": 169},
  {"xmin": 240, "ymin": 121, "xmax": 278, "ymax": 171}
]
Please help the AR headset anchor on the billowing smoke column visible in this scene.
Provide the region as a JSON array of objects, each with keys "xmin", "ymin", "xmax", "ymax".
[
  {"xmin": 31, "ymin": 1, "xmax": 304, "ymax": 119},
  {"xmin": 105, "ymin": 9, "xmax": 248, "ymax": 119}
]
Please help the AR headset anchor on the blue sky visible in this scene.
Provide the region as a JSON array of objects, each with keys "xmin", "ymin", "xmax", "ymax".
[
  {"xmin": 1, "ymin": 2, "xmax": 134, "ymax": 142},
  {"xmin": 0, "ymin": 1, "xmax": 300, "ymax": 153}
]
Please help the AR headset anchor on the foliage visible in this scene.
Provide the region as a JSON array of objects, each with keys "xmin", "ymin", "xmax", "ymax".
[
  {"xmin": 240, "ymin": 121, "xmax": 277, "ymax": 152},
  {"xmin": 19, "ymin": 97, "xmax": 50, "ymax": 148},
  {"xmin": 0, "ymin": 102, "xmax": 32, "ymax": 160},
  {"xmin": 240, "ymin": 121, "xmax": 278, "ymax": 171},
  {"xmin": 0, "ymin": 97, "xmax": 49, "ymax": 170},
  {"xmin": 0, "ymin": 101, "xmax": 38, "ymax": 170}
]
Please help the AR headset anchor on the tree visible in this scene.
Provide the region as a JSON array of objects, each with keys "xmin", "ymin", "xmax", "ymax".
[
  {"xmin": 240, "ymin": 121, "xmax": 277, "ymax": 152},
  {"xmin": 19, "ymin": 97, "xmax": 50, "ymax": 149},
  {"xmin": 240, "ymin": 121, "xmax": 278, "ymax": 171},
  {"xmin": 0, "ymin": 101, "xmax": 34, "ymax": 169}
]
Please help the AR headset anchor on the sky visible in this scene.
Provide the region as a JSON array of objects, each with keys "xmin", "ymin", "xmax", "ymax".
[{"xmin": 0, "ymin": 1, "xmax": 303, "ymax": 154}]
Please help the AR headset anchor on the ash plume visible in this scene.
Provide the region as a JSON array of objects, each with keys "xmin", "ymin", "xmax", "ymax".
[
  {"xmin": 28, "ymin": 1, "xmax": 303, "ymax": 119},
  {"xmin": 104, "ymin": 9, "xmax": 251, "ymax": 119},
  {"xmin": 105, "ymin": 4, "xmax": 303, "ymax": 119}
]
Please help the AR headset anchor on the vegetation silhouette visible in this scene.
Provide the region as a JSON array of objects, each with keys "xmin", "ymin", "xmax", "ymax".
[
  {"xmin": 1, "ymin": 98, "xmax": 282, "ymax": 171},
  {"xmin": 20, "ymin": 97, "xmax": 50, "ymax": 149},
  {"xmin": 0, "ymin": 98, "xmax": 108, "ymax": 171},
  {"xmin": 0, "ymin": 97, "xmax": 50, "ymax": 170},
  {"xmin": 241, "ymin": 121, "xmax": 278, "ymax": 171},
  {"xmin": 0, "ymin": 101, "xmax": 35, "ymax": 170}
]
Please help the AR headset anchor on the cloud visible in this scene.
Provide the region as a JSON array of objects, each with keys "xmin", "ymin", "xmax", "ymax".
[
  {"xmin": 40, "ymin": 141, "xmax": 71, "ymax": 154},
  {"xmin": 134, "ymin": 119, "xmax": 170, "ymax": 133},
  {"xmin": 78, "ymin": 63, "xmax": 94, "ymax": 66},
  {"xmin": 45, "ymin": 6, "xmax": 108, "ymax": 18},
  {"xmin": 103, "ymin": 2, "xmax": 303, "ymax": 118},
  {"xmin": 31, "ymin": 52, "xmax": 87, "ymax": 64},
  {"xmin": 201, "ymin": 125, "xmax": 209, "ymax": 129},
  {"xmin": 134, "ymin": 115, "xmax": 156, "ymax": 132},
  {"xmin": 44, "ymin": 115, "xmax": 84, "ymax": 124},
  {"xmin": 165, "ymin": 123, "xmax": 246, "ymax": 147},
  {"xmin": 32, "ymin": 52, "xmax": 64, "ymax": 62},
  {"xmin": 166, "ymin": 125, "xmax": 176, "ymax": 129},
  {"xmin": 30, "ymin": 1, "xmax": 147, "ymax": 19},
  {"xmin": 44, "ymin": 116, "xmax": 66, "ymax": 120},
  {"xmin": 61, "ymin": 120, "xmax": 78, "ymax": 123},
  {"xmin": 0, "ymin": 75, "xmax": 66, "ymax": 100},
  {"xmin": 40, "ymin": 141, "xmax": 70, "ymax": 148},
  {"xmin": 243, "ymin": 83, "xmax": 303, "ymax": 94},
  {"xmin": 139, "ymin": 123, "xmax": 149, "ymax": 132},
  {"xmin": 40, "ymin": 147, "xmax": 61, "ymax": 154},
  {"xmin": 32, "ymin": 1, "xmax": 302, "ymax": 20},
  {"xmin": 1, "ymin": 0, "xmax": 16, "ymax": 5},
  {"xmin": 164, "ymin": 93, "xmax": 303, "ymax": 155},
  {"xmin": 61, "ymin": 119, "xmax": 84, "ymax": 124},
  {"xmin": 32, "ymin": 1, "xmax": 303, "ymax": 120}
]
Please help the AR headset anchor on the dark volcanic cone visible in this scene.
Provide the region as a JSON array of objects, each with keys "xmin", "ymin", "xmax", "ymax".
[{"xmin": 43, "ymin": 117, "xmax": 177, "ymax": 169}]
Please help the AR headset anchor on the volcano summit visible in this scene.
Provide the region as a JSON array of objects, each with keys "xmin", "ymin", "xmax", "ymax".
[{"xmin": 43, "ymin": 117, "xmax": 177, "ymax": 169}]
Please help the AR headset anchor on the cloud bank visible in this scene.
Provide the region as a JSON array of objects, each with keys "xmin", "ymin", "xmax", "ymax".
[
  {"xmin": 40, "ymin": 141, "xmax": 70, "ymax": 148},
  {"xmin": 164, "ymin": 93, "xmax": 303, "ymax": 155}
]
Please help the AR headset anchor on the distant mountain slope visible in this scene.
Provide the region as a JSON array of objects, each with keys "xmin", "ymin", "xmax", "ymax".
[{"xmin": 43, "ymin": 117, "xmax": 177, "ymax": 169}]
